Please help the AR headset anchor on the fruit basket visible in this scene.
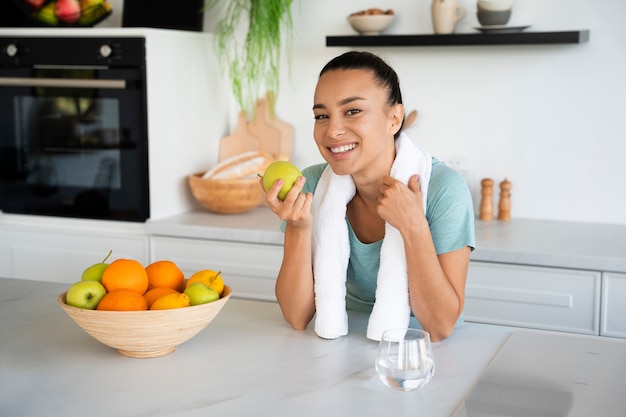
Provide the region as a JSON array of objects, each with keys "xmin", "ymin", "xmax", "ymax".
[
  {"xmin": 10, "ymin": 0, "xmax": 114, "ymax": 27},
  {"xmin": 58, "ymin": 286, "xmax": 232, "ymax": 358}
]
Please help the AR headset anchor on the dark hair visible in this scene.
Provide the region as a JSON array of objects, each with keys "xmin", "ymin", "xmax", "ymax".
[{"xmin": 320, "ymin": 51, "xmax": 404, "ymax": 137}]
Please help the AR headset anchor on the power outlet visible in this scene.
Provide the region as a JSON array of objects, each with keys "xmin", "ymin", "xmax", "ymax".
[{"xmin": 447, "ymin": 156, "xmax": 469, "ymax": 181}]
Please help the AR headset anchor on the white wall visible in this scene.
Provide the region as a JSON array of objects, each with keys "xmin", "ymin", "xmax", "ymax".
[{"xmin": 104, "ymin": 0, "xmax": 626, "ymax": 225}]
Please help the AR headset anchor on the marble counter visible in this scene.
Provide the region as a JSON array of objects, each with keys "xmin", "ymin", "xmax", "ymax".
[
  {"xmin": 147, "ymin": 207, "xmax": 284, "ymax": 245},
  {"xmin": 3, "ymin": 278, "xmax": 624, "ymax": 417},
  {"xmin": 0, "ymin": 277, "xmax": 512, "ymax": 417},
  {"xmin": 147, "ymin": 209, "xmax": 626, "ymax": 273},
  {"xmin": 472, "ymin": 218, "xmax": 626, "ymax": 273}
]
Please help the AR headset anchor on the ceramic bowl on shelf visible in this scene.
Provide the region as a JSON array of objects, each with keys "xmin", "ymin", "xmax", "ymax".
[
  {"xmin": 477, "ymin": 0, "xmax": 514, "ymax": 12},
  {"xmin": 57, "ymin": 286, "xmax": 232, "ymax": 358},
  {"xmin": 477, "ymin": 9, "xmax": 512, "ymax": 25},
  {"xmin": 188, "ymin": 173, "xmax": 265, "ymax": 214},
  {"xmin": 347, "ymin": 12, "xmax": 395, "ymax": 36}
]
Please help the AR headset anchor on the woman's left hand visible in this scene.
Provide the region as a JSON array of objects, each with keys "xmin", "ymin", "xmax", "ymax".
[{"xmin": 377, "ymin": 174, "xmax": 425, "ymax": 230}]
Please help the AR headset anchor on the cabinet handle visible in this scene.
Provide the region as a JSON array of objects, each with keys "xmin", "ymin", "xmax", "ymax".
[{"xmin": 0, "ymin": 77, "xmax": 126, "ymax": 89}]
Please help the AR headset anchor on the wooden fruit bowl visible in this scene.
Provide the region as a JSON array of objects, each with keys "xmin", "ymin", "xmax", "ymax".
[
  {"xmin": 188, "ymin": 173, "xmax": 265, "ymax": 214},
  {"xmin": 57, "ymin": 286, "xmax": 232, "ymax": 358}
]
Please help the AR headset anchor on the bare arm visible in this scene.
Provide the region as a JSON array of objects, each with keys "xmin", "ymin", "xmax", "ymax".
[
  {"xmin": 264, "ymin": 176, "xmax": 316, "ymax": 329},
  {"xmin": 378, "ymin": 174, "xmax": 470, "ymax": 341},
  {"xmin": 402, "ymin": 222, "xmax": 470, "ymax": 341},
  {"xmin": 275, "ymin": 223, "xmax": 316, "ymax": 328}
]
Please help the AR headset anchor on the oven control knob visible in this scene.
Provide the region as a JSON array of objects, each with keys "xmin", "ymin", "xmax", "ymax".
[
  {"xmin": 5, "ymin": 43, "xmax": 18, "ymax": 57},
  {"xmin": 99, "ymin": 44, "xmax": 113, "ymax": 58}
]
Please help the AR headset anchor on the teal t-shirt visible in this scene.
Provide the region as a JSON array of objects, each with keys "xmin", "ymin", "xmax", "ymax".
[{"xmin": 284, "ymin": 157, "xmax": 475, "ymax": 314}]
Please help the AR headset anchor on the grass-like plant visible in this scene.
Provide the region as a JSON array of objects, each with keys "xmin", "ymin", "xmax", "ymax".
[{"xmin": 204, "ymin": 0, "xmax": 294, "ymax": 117}]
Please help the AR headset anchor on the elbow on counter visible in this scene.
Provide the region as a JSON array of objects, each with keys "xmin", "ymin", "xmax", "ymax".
[
  {"xmin": 280, "ymin": 311, "xmax": 314, "ymax": 331},
  {"xmin": 425, "ymin": 323, "xmax": 456, "ymax": 343},
  {"xmin": 289, "ymin": 321, "xmax": 309, "ymax": 331}
]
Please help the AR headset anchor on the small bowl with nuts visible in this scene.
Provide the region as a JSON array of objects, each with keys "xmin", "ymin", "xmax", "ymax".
[{"xmin": 347, "ymin": 8, "xmax": 395, "ymax": 36}]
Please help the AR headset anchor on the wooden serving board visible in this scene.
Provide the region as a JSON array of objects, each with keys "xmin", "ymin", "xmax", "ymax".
[
  {"xmin": 265, "ymin": 92, "xmax": 294, "ymax": 161},
  {"xmin": 218, "ymin": 111, "xmax": 260, "ymax": 162},
  {"xmin": 247, "ymin": 98, "xmax": 282, "ymax": 160}
]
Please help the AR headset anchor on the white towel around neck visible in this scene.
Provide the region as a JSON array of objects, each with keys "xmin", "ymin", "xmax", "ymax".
[{"xmin": 311, "ymin": 132, "xmax": 432, "ymax": 341}]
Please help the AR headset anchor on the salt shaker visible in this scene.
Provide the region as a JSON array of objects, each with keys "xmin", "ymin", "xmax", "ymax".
[
  {"xmin": 497, "ymin": 178, "xmax": 512, "ymax": 221},
  {"xmin": 479, "ymin": 178, "xmax": 494, "ymax": 221}
]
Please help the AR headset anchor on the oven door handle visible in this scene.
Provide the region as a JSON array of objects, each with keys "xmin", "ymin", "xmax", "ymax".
[{"xmin": 0, "ymin": 77, "xmax": 126, "ymax": 89}]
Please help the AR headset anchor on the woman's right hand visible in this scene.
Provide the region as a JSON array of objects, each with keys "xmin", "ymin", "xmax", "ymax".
[
  {"xmin": 265, "ymin": 175, "xmax": 316, "ymax": 330},
  {"xmin": 263, "ymin": 176, "xmax": 313, "ymax": 229}
]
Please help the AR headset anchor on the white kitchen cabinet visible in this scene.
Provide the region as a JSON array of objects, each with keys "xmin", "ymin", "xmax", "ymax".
[
  {"xmin": 464, "ymin": 261, "xmax": 601, "ymax": 335},
  {"xmin": 150, "ymin": 236, "xmax": 283, "ymax": 302},
  {"xmin": 601, "ymin": 272, "xmax": 626, "ymax": 338},
  {"xmin": 0, "ymin": 214, "xmax": 148, "ymax": 283}
]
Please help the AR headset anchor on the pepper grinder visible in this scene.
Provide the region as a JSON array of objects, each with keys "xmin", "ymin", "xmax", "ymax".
[
  {"xmin": 497, "ymin": 178, "xmax": 512, "ymax": 221},
  {"xmin": 479, "ymin": 178, "xmax": 494, "ymax": 220}
]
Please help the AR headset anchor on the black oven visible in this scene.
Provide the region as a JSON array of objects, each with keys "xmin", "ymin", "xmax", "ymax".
[{"xmin": 0, "ymin": 37, "xmax": 149, "ymax": 222}]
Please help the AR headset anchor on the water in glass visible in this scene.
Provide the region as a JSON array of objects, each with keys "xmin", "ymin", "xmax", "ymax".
[{"xmin": 375, "ymin": 328, "xmax": 435, "ymax": 391}]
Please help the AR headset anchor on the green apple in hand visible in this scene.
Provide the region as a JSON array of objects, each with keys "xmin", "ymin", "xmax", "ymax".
[
  {"xmin": 81, "ymin": 250, "xmax": 113, "ymax": 282},
  {"xmin": 184, "ymin": 282, "xmax": 220, "ymax": 306},
  {"xmin": 259, "ymin": 161, "xmax": 302, "ymax": 200},
  {"xmin": 66, "ymin": 281, "xmax": 107, "ymax": 309}
]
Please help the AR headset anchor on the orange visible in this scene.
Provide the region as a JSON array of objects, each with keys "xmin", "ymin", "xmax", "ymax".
[
  {"xmin": 150, "ymin": 293, "xmax": 190, "ymax": 310},
  {"xmin": 97, "ymin": 288, "xmax": 148, "ymax": 311},
  {"xmin": 185, "ymin": 270, "xmax": 225, "ymax": 296},
  {"xmin": 144, "ymin": 287, "xmax": 181, "ymax": 308},
  {"xmin": 101, "ymin": 259, "xmax": 149, "ymax": 295},
  {"xmin": 145, "ymin": 260, "xmax": 184, "ymax": 291}
]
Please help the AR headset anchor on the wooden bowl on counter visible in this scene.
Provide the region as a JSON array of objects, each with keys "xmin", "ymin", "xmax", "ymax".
[
  {"xmin": 57, "ymin": 286, "xmax": 232, "ymax": 358},
  {"xmin": 188, "ymin": 173, "xmax": 265, "ymax": 214}
]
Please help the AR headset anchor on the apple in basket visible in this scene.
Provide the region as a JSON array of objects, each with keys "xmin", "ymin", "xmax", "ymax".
[{"xmin": 66, "ymin": 280, "xmax": 107, "ymax": 309}]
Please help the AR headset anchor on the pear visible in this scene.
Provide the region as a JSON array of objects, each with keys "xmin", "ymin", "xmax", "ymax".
[
  {"xmin": 259, "ymin": 161, "xmax": 302, "ymax": 200},
  {"xmin": 37, "ymin": 2, "xmax": 58, "ymax": 25},
  {"xmin": 80, "ymin": 250, "xmax": 112, "ymax": 283}
]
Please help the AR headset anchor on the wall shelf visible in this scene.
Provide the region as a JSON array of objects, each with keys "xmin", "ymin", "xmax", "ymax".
[{"xmin": 326, "ymin": 30, "xmax": 589, "ymax": 47}]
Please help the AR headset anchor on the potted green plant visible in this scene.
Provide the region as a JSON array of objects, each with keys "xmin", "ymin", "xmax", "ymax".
[{"xmin": 203, "ymin": 0, "xmax": 294, "ymax": 117}]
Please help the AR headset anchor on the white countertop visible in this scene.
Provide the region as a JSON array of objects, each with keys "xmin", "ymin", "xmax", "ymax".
[
  {"xmin": 147, "ymin": 207, "xmax": 284, "ymax": 245},
  {"xmin": 3, "ymin": 278, "xmax": 625, "ymax": 417},
  {"xmin": 147, "ymin": 209, "xmax": 626, "ymax": 273},
  {"xmin": 0, "ymin": 277, "xmax": 511, "ymax": 417},
  {"xmin": 472, "ymin": 218, "xmax": 626, "ymax": 273}
]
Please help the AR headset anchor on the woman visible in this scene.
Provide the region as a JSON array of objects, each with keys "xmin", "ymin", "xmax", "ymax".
[{"xmin": 264, "ymin": 51, "xmax": 475, "ymax": 342}]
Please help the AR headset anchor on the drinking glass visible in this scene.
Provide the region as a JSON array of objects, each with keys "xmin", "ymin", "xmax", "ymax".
[{"xmin": 375, "ymin": 328, "xmax": 435, "ymax": 391}]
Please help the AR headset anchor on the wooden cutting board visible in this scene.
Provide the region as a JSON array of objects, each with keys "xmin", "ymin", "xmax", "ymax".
[
  {"xmin": 247, "ymin": 98, "xmax": 282, "ymax": 160},
  {"xmin": 218, "ymin": 111, "xmax": 260, "ymax": 162},
  {"xmin": 265, "ymin": 92, "xmax": 294, "ymax": 161},
  {"xmin": 403, "ymin": 109, "xmax": 418, "ymax": 131}
]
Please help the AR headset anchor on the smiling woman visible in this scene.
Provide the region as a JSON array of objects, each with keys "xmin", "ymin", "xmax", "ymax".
[{"xmin": 263, "ymin": 51, "xmax": 476, "ymax": 342}]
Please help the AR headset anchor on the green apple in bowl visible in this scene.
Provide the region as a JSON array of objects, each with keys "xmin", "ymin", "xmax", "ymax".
[
  {"xmin": 66, "ymin": 281, "xmax": 107, "ymax": 309},
  {"xmin": 184, "ymin": 282, "xmax": 220, "ymax": 306},
  {"xmin": 259, "ymin": 161, "xmax": 302, "ymax": 200},
  {"xmin": 80, "ymin": 250, "xmax": 112, "ymax": 282}
]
